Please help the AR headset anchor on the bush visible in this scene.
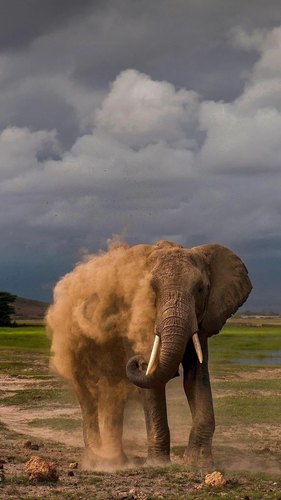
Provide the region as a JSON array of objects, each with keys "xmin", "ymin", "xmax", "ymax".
[{"xmin": 0, "ymin": 291, "xmax": 16, "ymax": 326}]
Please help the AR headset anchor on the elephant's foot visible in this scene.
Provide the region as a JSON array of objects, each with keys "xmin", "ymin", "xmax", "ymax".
[
  {"xmin": 146, "ymin": 450, "xmax": 170, "ymax": 466},
  {"xmin": 183, "ymin": 446, "xmax": 214, "ymax": 469},
  {"xmin": 81, "ymin": 447, "xmax": 128, "ymax": 471}
]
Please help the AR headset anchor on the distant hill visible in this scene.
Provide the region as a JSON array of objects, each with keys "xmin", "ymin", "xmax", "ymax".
[
  {"xmin": 10, "ymin": 295, "xmax": 280, "ymax": 323},
  {"xmin": 13, "ymin": 296, "xmax": 50, "ymax": 320}
]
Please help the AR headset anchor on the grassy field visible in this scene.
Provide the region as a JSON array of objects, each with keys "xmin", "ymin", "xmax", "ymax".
[{"xmin": 0, "ymin": 320, "xmax": 280, "ymax": 499}]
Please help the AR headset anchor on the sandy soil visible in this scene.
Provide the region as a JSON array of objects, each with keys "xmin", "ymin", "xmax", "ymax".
[{"xmin": 0, "ymin": 372, "xmax": 281, "ymax": 499}]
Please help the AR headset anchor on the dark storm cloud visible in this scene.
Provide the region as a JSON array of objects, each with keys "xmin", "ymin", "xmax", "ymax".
[
  {"xmin": 0, "ymin": 0, "xmax": 99, "ymax": 51},
  {"xmin": 69, "ymin": 0, "xmax": 281, "ymax": 98},
  {"xmin": 1, "ymin": 0, "xmax": 281, "ymax": 146},
  {"xmin": 0, "ymin": 1, "xmax": 281, "ymax": 310}
]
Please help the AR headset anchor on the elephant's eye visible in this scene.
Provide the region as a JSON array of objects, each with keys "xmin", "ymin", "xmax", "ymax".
[
  {"xmin": 197, "ymin": 285, "xmax": 204, "ymax": 294},
  {"xmin": 151, "ymin": 278, "xmax": 158, "ymax": 293}
]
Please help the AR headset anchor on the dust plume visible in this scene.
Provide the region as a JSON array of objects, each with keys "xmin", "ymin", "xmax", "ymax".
[
  {"xmin": 47, "ymin": 242, "xmax": 158, "ymax": 379},
  {"xmin": 46, "ymin": 240, "xmax": 170, "ymax": 468}
]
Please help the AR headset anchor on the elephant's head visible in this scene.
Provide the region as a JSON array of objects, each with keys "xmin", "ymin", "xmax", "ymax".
[{"xmin": 126, "ymin": 241, "xmax": 252, "ymax": 389}]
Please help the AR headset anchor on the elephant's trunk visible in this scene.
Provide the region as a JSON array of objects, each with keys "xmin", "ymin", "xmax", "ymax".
[{"xmin": 126, "ymin": 293, "xmax": 198, "ymax": 389}]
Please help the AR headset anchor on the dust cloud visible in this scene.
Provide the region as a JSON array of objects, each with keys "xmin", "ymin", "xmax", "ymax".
[
  {"xmin": 46, "ymin": 240, "xmax": 173, "ymax": 468},
  {"xmin": 47, "ymin": 241, "xmax": 160, "ymax": 379}
]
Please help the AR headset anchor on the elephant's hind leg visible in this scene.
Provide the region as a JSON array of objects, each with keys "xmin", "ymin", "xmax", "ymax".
[{"xmin": 182, "ymin": 335, "xmax": 215, "ymax": 468}]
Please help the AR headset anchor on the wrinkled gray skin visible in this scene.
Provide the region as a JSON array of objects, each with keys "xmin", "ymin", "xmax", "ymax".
[
  {"xmin": 126, "ymin": 242, "xmax": 252, "ymax": 466},
  {"xmin": 59, "ymin": 241, "xmax": 252, "ymax": 469}
]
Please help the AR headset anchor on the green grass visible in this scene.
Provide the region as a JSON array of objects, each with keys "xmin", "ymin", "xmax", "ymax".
[
  {"xmin": 0, "ymin": 420, "xmax": 8, "ymax": 430},
  {"xmin": 208, "ymin": 327, "xmax": 281, "ymax": 424},
  {"xmin": 29, "ymin": 416, "xmax": 81, "ymax": 431},
  {"xmin": 0, "ymin": 326, "xmax": 51, "ymax": 378},
  {"xmin": 1, "ymin": 324, "xmax": 281, "ymax": 432},
  {"xmin": 15, "ymin": 319, "xmax": 45, "ymax": 326},
  {"xmin": 1, "ymin": 323, "xmax": 280, "ymax": 358},
  {"xmin": 213, "ymin": 378, "xmax": 281, "ymax": 392},
  {"xmin": 0, "ymin": 388, "xmax": 75, "ymax": 407},
  {"xmin": 0, "ymin": 326, "xmax": 50, "ymax": 351},
  {"xmin": 0, "ymin": 349, "xmax": 50, "ymax": 377},
  {"xmin": 209, "ymin": 325, "xmax": 281, "ymax": 374},
  {"xmin": 2, "ymin": 476, "xmax": 30, "ymax": 486},
  {"xmin": 215, "ymin": 394, "xmax": 281, "ymax": 424},
  {"xmin": 0, "ymin": 358, "xmax": 51, "ymax": 378}
]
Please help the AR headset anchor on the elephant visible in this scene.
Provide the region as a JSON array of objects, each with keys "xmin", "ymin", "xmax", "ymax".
[{"xmin": 46, "ymin": 240, "xmax": 252, "ymax": 469}]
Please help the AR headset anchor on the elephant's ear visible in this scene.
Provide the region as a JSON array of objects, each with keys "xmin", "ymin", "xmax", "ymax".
[{"xmin": 193, "ymin": 244, "xmax": 252, "ymax": 336}]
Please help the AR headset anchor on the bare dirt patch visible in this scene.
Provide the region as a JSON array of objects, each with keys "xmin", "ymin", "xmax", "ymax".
[
  {"xmin": 1, "ymin": 371, "xmax": 281, "ymax": 498},
  {"xmin": 238, "ymin": 367, "xmax": 281, "ymax": 379},
  {"xmin": 0, "ymin": 405, "xmax": 83, "ymax": 448},
  {"xmin": 0, "ymin": 373, "xmax": 53, "ymax": 392}
]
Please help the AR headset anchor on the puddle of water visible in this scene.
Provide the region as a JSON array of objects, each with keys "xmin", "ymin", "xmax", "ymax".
[{"xmin": 233, "ymin": 350, "xmax": 281, "ymax": 365}]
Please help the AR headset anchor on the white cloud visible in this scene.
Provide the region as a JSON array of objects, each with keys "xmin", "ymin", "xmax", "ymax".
[
  {"xmin": 96, "ymin": 69, "xmax": 200, "ymax": 149},
  {"xmin": 0, "ymin": 127, "xmax": 59, "ymax": 181},
  {"xmin": 198, "ymin": 102, "xmax": 281, "ymax": 172},
  {"xmin": 252, "ymin": 27, "xmax": 281, "ymax": 80},
  {"xmin": 228, "ymin": 26, "xmax": 268, "ymax": 52},
  {"xmin": 237, "ymin": 27, "xmax": 281, "ymax": 112},
  {"xmin": 199, "ymin": 26, "xmax": 281, "ymax": 173}
]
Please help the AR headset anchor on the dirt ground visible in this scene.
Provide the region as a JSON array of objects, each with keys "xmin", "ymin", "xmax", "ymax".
[{"xmin": 0, "ymin": 369, "xmax": 281, "ymax": 499}]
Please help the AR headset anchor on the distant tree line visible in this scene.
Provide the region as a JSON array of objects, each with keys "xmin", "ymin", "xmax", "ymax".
[
  {"xmin": 0, "ymin": 291, "xmax": 16, "ymax": 326},
  {"xmin": 239, "ymin": 310, "xmax": 280, "ymax": 317}
]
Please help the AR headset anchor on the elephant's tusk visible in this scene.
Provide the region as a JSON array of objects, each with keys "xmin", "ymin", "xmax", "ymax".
[
  {"xmin": 192, "ymin": 332, "xmax": 203, "ymax": 364},
  {"xmin": 146, "ymin": 335, "xmax": 160, "ymax": 376}
]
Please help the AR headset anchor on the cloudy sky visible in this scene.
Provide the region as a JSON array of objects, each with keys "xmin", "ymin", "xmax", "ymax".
[{"xmin": 1, "ymin": 0, "xmax": 281, "ymax": 311}]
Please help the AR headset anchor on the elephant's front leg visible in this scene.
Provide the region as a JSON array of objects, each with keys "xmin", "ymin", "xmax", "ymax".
[
  {"xmin": 70, "ymin": 380, "xmax": 101, "ymax": 469},
  {"xmin": 98, "ymin": 381, "xmax": 129, "ymax": 468},
  {"xmin": 140, "ymin": 386, "xmax": 170, "ymax": 464},
  {"xmin": 182, "ymin": 334, "xmax": 215, "ymax": 468}
]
